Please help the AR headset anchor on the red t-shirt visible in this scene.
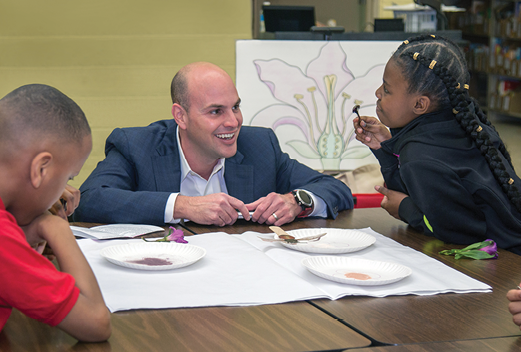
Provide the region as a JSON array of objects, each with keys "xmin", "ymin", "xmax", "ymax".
[{"xmin": 0, "ymin": 197, "xmax": 79, "ymax": 330}]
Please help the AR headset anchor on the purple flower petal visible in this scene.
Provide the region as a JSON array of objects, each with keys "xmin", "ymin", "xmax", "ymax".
[
  {"xmin": 478, "ymin": 239, "xmax": 498, "ymax": 258},
  {"xmin": 165, "ymin": 228, "xmax": 187, "ymax": 243}
]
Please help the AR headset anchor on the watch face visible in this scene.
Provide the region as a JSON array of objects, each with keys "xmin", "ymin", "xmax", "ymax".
[{"xmin": 298, "ymin": 190, "xmax": 312, "ymax": 207}]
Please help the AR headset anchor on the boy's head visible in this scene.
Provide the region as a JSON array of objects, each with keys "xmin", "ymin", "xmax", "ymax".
[{"xmin": 0, "ymin": 84, "xmax": 92, "ymax": 225}]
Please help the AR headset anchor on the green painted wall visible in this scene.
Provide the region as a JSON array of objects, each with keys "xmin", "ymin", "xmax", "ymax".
[{"xmin": 0, "ymin": 1, "xmax": 251, "ymax": 187}]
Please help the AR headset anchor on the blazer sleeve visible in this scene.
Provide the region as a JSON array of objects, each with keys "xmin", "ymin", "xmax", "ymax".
[
  {"xmin": 267, "ymin": 129, "xmax": 354, "ymax": 218},
  {"xmin": 73, "ymin": 128, "xmax": 173, "ymax": 225}
]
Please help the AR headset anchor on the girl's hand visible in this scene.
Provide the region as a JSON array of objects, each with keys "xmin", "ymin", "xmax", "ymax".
[
  {"xmin": 375, "ymin": 185, "xmax": 408, "ymax": 220},
  {"xmin": 507, "ymin": 285, "xmax": 521, "ymax": 329},
  {"xmin": 353, "ymin": 116, "xmax": 392, "ymax": 150}
]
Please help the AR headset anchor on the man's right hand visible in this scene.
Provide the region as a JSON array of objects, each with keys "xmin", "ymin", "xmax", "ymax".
[{"xmin": 174, "ymin": 193, "xmax": 250, "ymax": 226}]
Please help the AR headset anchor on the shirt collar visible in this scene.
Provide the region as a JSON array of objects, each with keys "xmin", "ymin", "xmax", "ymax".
[{"xmin": 176, "ymin": 126, "xmax": 225, "ymax": 181}]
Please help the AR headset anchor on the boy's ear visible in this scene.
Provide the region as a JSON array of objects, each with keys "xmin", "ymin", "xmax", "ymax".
[
  {"xmin": 30, "ymin": 152, "xmax": 53, "ymax": 189},
  {"xmin": 172, "ymin": 103, "xmax": 188, "ymax": 130},
  {"xmin": 413, "ymin": 95, "xmax": 431, "ymax": 115}
]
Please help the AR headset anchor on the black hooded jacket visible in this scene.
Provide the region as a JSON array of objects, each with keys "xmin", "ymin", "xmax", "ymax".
[{"xmin": 373, "ymin": 108, "xmax": 521, "ymax": 254}]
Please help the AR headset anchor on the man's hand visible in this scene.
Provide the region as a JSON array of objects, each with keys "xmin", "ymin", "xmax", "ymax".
[
  {"xmin": 174, "ymin": 193, "xmax": 250, "ymax": 226},
  {"xmin": 49, "ymin": 184, "xmax": 81, "ymax": 219},
  {"xmin": 508, "ymin": 285, "xmax": 521, "ymax": 330},
  {"xmin": 375, "ymin": 185, "xmax": 408, "ymax": 220},
  {"xmin": 353, "ymin": 116, "xmax": 392, "ymax": 150},
  {"xmin": 246, "ymin": 192, "xmax": 301, "ymax": 226}
]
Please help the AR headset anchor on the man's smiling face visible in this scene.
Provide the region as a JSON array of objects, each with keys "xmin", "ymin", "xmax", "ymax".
[{"xmin": 177, "ymin": 64, "xmax": 243, "ymax": 169}]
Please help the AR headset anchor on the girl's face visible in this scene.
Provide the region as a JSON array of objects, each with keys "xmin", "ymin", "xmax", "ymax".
[{"xmin": 375, "ymin": 58, "xmax": 423, "ymax": 128}]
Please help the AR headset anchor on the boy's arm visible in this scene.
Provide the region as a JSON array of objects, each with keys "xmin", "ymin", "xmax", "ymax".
[{"xmin": 23, "ymin": 214, "xmax": 111, "ymax": 342}]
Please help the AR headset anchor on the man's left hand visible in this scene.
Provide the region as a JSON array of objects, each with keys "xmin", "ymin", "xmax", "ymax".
[{"xmin": 246, "ymin": 192, "xmax": 301, "ymax": 226}]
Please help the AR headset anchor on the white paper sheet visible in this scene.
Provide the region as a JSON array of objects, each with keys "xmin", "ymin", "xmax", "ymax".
[
  {"xmin": 71, "ymin": 224, "xmax": 165, "ymax": 240},
  {"xmin": 78, "ymin": 228, "xmax": 491, "ymax": 312}
]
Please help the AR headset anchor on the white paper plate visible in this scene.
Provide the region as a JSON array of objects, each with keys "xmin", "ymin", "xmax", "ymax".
[
  {"xmin": 302, "ymin": 256, "xmax": 412, "ymax": 286},
  {"xmin": 277, "ymin": 228, "xmax": 376, "ymax": 254},
  {"xmin": 100, "ymin": 242, "xmax": 206, "ymax": 271}
]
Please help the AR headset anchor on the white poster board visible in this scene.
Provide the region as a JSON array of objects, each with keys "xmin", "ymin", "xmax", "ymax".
[{"xmin": 236, "ymin": 40, "xmax": 401, "ymax": 171}]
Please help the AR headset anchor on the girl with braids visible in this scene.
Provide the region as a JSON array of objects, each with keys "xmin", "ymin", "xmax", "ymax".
[{"xmin": 354, "ymin": 34, "xmax": 521, "ymax": 254}]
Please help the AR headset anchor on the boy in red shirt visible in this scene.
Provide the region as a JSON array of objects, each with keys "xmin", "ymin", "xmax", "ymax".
[{"xmin": 0, "ymin": 84, "xmax": 111, "ymax": 341}]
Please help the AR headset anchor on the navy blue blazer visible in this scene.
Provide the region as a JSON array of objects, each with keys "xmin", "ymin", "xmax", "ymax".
[{"xmin": 74, "ymin": 120, "xmax": 353, "ymax": 225}]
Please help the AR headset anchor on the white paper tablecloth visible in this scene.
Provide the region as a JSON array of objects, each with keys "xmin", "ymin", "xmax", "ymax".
[{"xmin": 78, "ymin": 228, "xmax": 491, "ymax": 312}]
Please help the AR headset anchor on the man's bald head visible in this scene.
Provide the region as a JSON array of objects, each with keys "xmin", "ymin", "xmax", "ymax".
[
  {"xmin": 170, "ymin": 62, "xmax": 231, "ymax": 111},
  {"xmin": 0, "ymin": 84, "xmax": 91, "ymax": 152}
]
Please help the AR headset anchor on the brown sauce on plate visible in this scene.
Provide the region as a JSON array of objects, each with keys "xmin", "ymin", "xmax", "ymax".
[
  {"xmin": 128, "ymin": 257, "xmax": 172, "ymax": 266},
  {"xmin": 344, "ymin": 272, "xmax": 371, "ymax": 280}
]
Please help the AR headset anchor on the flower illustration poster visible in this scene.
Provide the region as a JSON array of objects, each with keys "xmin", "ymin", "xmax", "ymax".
[{"xmin": 236, "ymin": 40, "xmax": 401, "ymax": 170}]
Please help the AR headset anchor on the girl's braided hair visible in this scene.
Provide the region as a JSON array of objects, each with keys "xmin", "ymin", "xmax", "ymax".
[{"xmin": 392, "ymin": 34, "xmax": 521, "ymax": 212}]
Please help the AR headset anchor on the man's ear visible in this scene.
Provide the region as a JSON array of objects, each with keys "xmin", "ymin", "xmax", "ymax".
[
  {"xmin": 413, "ymin": 95, "xmax": 431, "ymax": 115},
  {"xmin": 172, "ymin": 104, "xmax": 187, "ymax": 129},
  {"xmin": 30, "ymin": 152, "xmax": 53, "ymax": 189}
]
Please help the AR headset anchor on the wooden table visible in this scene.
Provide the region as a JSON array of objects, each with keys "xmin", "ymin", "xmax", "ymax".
[
  {"xmin": 351, "ymin": 336, "xmax": 521, "ymax": 352},
  {"xmin": 186, "ymin": 208, "xmax": 521, "ymax": 346},
  {"xmin": 0, "ymin": 221, "xmax": 370, "ymax": 352},
  {"xmin": 3, "ymin": 208, "xmax": 520, "ymax": 351},
  {"xmin": 1, "ymin": 302, "xmax": 369, "ymax": 352}
]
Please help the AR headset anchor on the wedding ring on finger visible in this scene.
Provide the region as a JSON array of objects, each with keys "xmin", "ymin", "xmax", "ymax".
[{"xmin": 272, "ymin": 213, "xmax": 279, "ymax": 221}]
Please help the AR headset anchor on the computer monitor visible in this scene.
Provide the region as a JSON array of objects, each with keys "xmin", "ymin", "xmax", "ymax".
[
  {"xmin": 262, "ymin": 6, "xmax": 315, "ymax": 32},
  {"xmin": 374, "ymin": 19, "xmax": 405, "ymax": 32}
]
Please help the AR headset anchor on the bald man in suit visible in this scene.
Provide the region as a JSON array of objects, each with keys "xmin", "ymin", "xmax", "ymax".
[{"xmin": 74, "ymin": 62, "xmax": 353, "ymax": 226}]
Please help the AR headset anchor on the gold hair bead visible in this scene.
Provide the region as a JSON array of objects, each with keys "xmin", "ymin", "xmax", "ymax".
[
  {"xmin": 452, "ymin": 109, "xmax": 459, "ymax": 114},
  {"xmin": 431, "ymin": 35, "xmax": 436, "ymax": 38},
  {"xmin": 403, "ymin": 40, "xmax": 409, "ymax": 44},
  {"xmin": 508, "ymin": 178, "xmax": 514, "ymax": 185},
  {"xmin": 464, "ymin": 84, "xmax": 469, "ymax": 89},
  {"xmin": 476, "ymin": 126, "xmax": 483, "ymax": 132},
  {"xmin": 429, "ymin": 60, "xmax": 437, "ymax": 69},
  {"xmin": 456, "ymin": 83, "xmax": 461, "ymax": 89},
  {"xmin": 413, "ymin": 52, "xmax": 419, "ymax": 60}
]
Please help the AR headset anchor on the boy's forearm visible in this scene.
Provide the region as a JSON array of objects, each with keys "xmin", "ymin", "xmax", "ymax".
[
  {"xmin": 42, "ymin": 218, "xmax": 103, "ymax": 301},
  {"xmin": 40, "ymin": 217, "xmax": 111, "ymax": 341}
]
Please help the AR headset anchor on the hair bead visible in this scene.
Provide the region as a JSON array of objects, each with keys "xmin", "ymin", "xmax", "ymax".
[
  {"xmin": 464, "ymin": 84, "xmax": 469, "ymax": 89},
  {"xmin": 403, "ymin": 40, "xmax": 409, "ymax": 44},
  {"xmin": 429, "ymin": 60, "xmax": 437, "ymax": 69},
  {"xmin": 456, "ymin": 83, "xmax": 461, "ymax": 89},
  {"xmin": 509, "ymin": 178, "xmax": 514, "ymax": 185},
  {"xmin": 476, "ymin": 126, "xmax": 483, "ymax": 132},
  {"xmin": 452, "ymin": 108, "xmax": 459, "ymax": 114},
  {"xmin": 430, "ymin": 35, "xmax": 436, "ymax": 38},
  {"xmin": 413, "ymin": 52, "xmax": 419, "ymax": 60}
]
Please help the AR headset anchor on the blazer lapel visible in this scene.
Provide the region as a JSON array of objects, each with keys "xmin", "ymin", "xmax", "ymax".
[
  {"xmin": 152, "ymin": 154, "xmax": 181, "ymax": 192},
  {"xmin": 151, "ymin": 123, "xmax": 182, "ymax": 192},
  {"xmin": 225, "ymin": 151, "xmax": 255, "ymax": 203}
]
